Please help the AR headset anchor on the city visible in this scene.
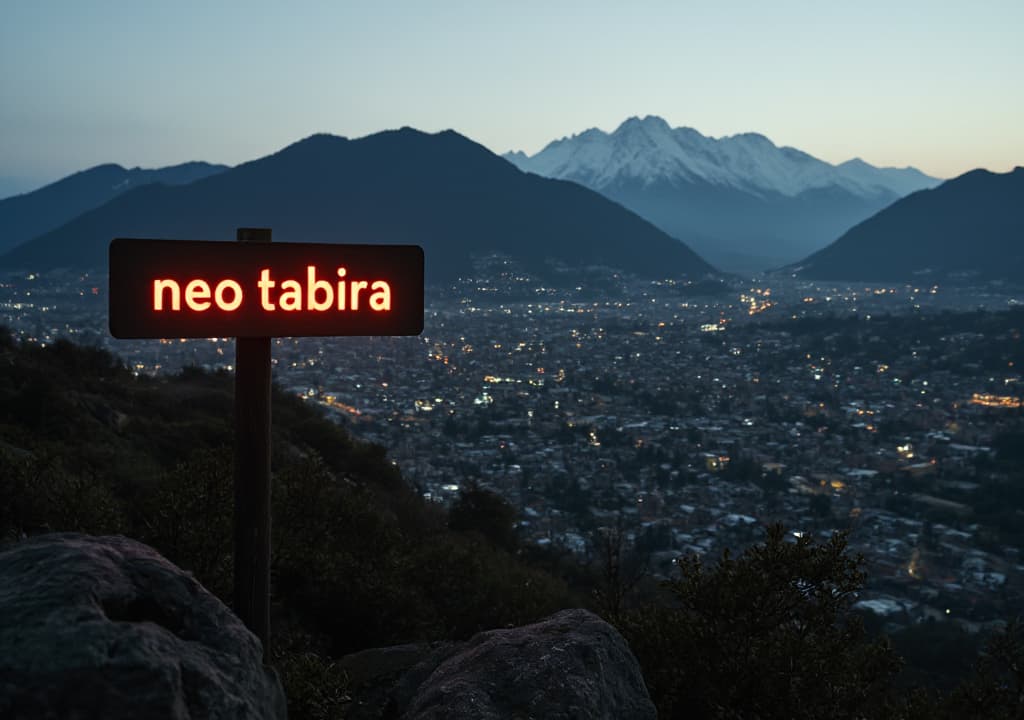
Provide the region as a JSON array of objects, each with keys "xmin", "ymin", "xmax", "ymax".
[{"xmin": 3, "ymin": 261, "xmax": 1023, "ymax": 637}]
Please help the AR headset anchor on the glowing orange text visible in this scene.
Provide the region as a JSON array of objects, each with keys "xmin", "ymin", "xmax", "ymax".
[
  {"xmin": 258, "ymin": 266, "xmax": 391, "ymax": 312},
  {"xmin": 152, "ymin": 266, "xmax": 392, "ymax": 313},
  {"xmin": 154, "ymin": 278, "xmax": 243, "ymax": 312}
]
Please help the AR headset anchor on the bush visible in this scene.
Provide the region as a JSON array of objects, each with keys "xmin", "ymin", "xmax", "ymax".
[
  {"xmin": 448, "ymin": 482, "xmax": 518, "ymax": 551},
  {"xmin": 619, "ymin": 525, "xmax": 901, "ymax": 719}
]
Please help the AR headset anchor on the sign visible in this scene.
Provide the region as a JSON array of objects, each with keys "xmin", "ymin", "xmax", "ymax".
[{"xmin": 109, "ymin": 238, "xmax": 424, "ymax": 338}]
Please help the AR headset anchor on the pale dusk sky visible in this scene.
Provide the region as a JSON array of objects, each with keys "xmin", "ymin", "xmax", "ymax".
[{"xmin": 1, "ymin": 0, "xmax": 1021, "ymax": 196}]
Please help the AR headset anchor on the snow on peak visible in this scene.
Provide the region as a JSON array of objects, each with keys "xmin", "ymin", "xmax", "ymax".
[{"xmin": 512, "ymin": 116, "xmax": 940, "ymax": 198}]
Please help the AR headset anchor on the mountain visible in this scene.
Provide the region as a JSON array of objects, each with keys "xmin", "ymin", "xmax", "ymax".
[
  {"xmin": 0, "ymin": 162, "xmax": 229, "ymax": 255},
  {"xmin": 0, "ymin": 129, "xmax": 714, "ymax": 280},
  {"xmin": 0, "ymin": 175, "xmax": 42, "ymax": 200},
  {"xmin": 505, "ymin": 116, "xmax": 940, "ymax": 272},
  {"xmin": 790, "ymin": 167, "xmax": 1024, "ymax": 282}
]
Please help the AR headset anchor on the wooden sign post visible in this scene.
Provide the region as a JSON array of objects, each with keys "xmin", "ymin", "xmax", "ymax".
[
  {"xmin": 233, "ymin": 227, "xmax": 273, "ymax": 654},
  {"xmin": 109, "ymin": 230, "xmax": 424, "ymax": 657}
]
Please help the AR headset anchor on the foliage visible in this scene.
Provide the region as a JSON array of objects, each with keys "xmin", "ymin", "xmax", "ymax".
[
  {"xmin": 273, "ymin": 628, "xmax": 352, "ymax": 720},
  {"xmin": 448, "ymin": 481, "xmax": 518, "ymax": 551},
  {"xmin": 275, "ymin": 649, "xmax": 351, "ymax": 720},
  {"xmin": 135, "ymin": 448, "xmax": 234, "ymax": 599},
  {"xmin": 619, "ymin": 525, "xmax": 902, "ymax": 719},
  {"xmin": 591, "ymin": 520, "xmax": 648, "ymax": 622},
  {"xmin": 0, "ymin": 449, "xmax": 124, "ymax": 540},
  {"xmin": 939, "ymin": 620, "xmax": 1024, "ymax": 719},
  {"xmin": 887, "ymin": 619, "xmax": 983, "ymax": 691}
]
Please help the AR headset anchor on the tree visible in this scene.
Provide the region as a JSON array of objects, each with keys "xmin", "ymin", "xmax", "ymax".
[
  {"xmin": 592, "ymin": 519, "xmax": 648, "ymax": 622},
  {"xmin": 619, "ymin": 525, "xmax": 901, "ymax": 719},
  {"xmin": 448, "ymin": 482, "xmax": 518, "ymax": 551},
  {"xmin": 939, "ymin": 620, "xmax": 1024, "ymax": 719}
]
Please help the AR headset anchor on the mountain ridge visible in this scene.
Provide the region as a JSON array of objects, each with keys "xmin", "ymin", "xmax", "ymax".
[
  {"xmin": 507, "ymin": 115, "xmax": 938, "ymax": 198},
  {"xmin": 790, "ymin": 166, "xmax": 1024, "ymax": 282},
  {"xmin": 0, "ymin": 161, "xmax": 229, "ymax": 255},
  {"xmin": 0, "ymin": 128, "xmax": 714, "ymax": 281}
]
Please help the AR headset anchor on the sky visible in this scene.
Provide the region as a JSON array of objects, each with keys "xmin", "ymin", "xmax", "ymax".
[{"xmin": 1, "ymin": 0, "xmax": 1022, "ymax": 195}]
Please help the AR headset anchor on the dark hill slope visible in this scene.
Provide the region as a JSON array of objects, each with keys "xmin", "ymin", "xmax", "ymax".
[
  {"xmin": 0, "ymin": 329, "xmax": 575, "ymax": 658},
  {"xmin": 0, "ymin": 162, "xmax": 227, "ymax": 254},
  {"xmin": 0, "ymin": 130, "xmax": 714, "ymax": 280},
  {"xmin": 793, "ymin": 167, "xmax": 1024, "ymax": 282}
]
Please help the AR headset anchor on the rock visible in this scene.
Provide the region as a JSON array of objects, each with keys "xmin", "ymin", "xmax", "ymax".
[
  {"xmin": 337, "ymin": 642, "xmax": 439, "ymax": 689},
  {"xmin": 396, "ymin": 608, "xmax": 656, "ymax": 720},
  {"xmin": 0, "ymin": 533, "xmax": 286, "ymax": 720},
  {"xmin": 337, "ymin": 642, "xmax": 442, "ymax": 720}
]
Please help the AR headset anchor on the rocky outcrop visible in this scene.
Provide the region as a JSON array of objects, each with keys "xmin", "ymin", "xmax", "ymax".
[
  {"xmin": 0, "ymin": 533, "xmax": 286, "ymax": 719},
  {"xmin": 393, "ymin": 608, "xmax": 656, "ymax": 720}
]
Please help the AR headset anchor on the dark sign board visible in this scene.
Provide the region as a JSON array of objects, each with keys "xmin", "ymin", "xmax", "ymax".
[{"xmin": 109, "ymin": 238, "xmax": 424, "ymax": 338}]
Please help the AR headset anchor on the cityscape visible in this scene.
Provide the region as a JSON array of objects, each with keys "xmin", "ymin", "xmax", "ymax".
[{"xmin": 5, "ymin": 261, "xmax": 1023, "ymax": 637}]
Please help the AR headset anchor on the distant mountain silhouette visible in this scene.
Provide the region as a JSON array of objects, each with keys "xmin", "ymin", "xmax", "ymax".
[
  {"xmin": 0, "ymin": 129, "xmax": 714, "ymax": 280},
  {"xmin": 790, "ymin": 167, "xmax": 1024, "ymax": 282},
  {"xmin": 507, "ymin": 116, "xmax": 940, "ymax": 272},
  {"xmin": 0, "ymin": 162, "xmax": 228, "ymax": 255}
]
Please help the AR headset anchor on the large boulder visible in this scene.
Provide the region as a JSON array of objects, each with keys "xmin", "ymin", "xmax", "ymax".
[
  {"xmin": 394, "ymin": 608, "xmax": 656, "ymax": 720},
  {"xmin": 0, "ymin": 533, "xmax": 286, "ymax": 719}
]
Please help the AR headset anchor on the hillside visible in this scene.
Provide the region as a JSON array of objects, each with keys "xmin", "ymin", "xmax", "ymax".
[
  {"xmin": 0, "ymin": 329, "xmax": 578, "ymax": 656},
  {"xmin": 792, "ymin": 167, "xmax": 1024, "ymax": 282}
]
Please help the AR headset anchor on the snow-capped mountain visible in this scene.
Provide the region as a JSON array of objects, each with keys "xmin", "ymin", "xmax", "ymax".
[{"xmin": 505, "ymin": 116, "xmax": 940, "ymax": 271}]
